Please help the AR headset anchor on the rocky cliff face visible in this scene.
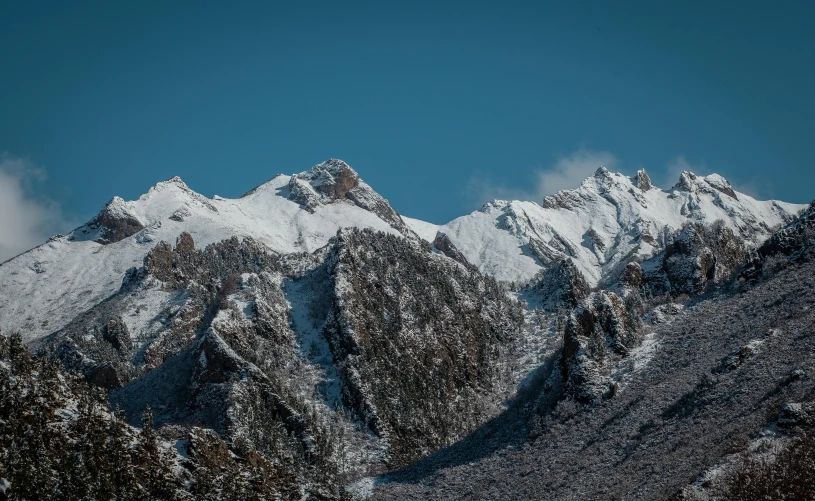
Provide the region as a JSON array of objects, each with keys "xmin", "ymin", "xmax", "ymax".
[
  {"xmin": 322, "ymin": 228, "xmax": 523, "ymax": 464},
  {"xmin": 661, "ymin": 221, "xmax": 748, "ymax": 296},
  {"xmin": 559, "ymin": 290, "xmax": 641, "ymax": 402},
  {"xmin": 522, "ymin": 258, "xmax": 591, "ymax": 310},
  {"xmin": 288, "ymin": 159, "xmax": 410, "ymax": 233}
]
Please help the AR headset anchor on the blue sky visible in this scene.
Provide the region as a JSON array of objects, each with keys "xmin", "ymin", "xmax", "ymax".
[{"xmin": 1, "ymin": 1, "xmax": 813, "ymax": 257}]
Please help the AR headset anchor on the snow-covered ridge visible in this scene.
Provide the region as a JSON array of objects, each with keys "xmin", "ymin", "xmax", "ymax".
[
  {"xmin": 440, "ymin": 167, "xmax": 805, "ymax": 284},
  {"xmin": 0, "ymin": 161, "xmax": 806, "ymax": 342},
  {"xmin": 0, "ymin": 160, "xmax": 409, "ymax": 342}
]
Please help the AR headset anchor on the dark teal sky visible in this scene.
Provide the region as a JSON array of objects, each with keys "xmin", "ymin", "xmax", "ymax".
[{"xmin": 1, "ymin": 0, "xmax": 813, "ymax": 229}]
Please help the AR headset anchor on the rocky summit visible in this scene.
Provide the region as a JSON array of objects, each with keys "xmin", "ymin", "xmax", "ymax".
[{"xmin": 1, "ymin": 159, "xmax": 813, "ymax": 500}]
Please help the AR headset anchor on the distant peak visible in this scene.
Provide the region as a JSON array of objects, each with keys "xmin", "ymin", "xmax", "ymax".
[
  {"xmin": 287, "ymin": 158, "xmax": 406, "ymax": 228},
  {"xmin": 320, "ymin": 158, "xmax": 356, "ymax": 174},
  {"xmin": 291, "ymin": 159, "xmax": 361, "ymax": 200},
  {"xmin": 674, "ymin": 171, "xmax": 739, "ymax": 199},
  {"xmin": 633, "ymin": 169, "xmax": 653, "ymax": 191},
  {"xmin": 147, "ymin": 175, "xmax": 189, "ymax": 193},
  {"xmin": 676, "ymin": 171, "xmax": 698, "ymax": 191},
  {"xmin": 594, "ymin": 166, "xmax": 610, "ymax": 178},
  {"xmin": 702, "ymin": 173, "xmax": 738, "ymax": 200},
  {"xmin": 156, "ymin": 175, "xmax": 187, "ymax": 187},
  {"xmin": 106, "ymin": 195, "xmax": 127, "ymax": 207}
]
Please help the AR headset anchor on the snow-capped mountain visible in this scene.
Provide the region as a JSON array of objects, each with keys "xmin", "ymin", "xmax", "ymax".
[
  {"xmin": 0, "ymin": 161, "xmax": 805, "ymax": 343},
  {"xmin": 1, "ymin": 157, "xmax": 813, "ymax": 500},
  {"xmin": 0, "ymin": 160, "xmax": 412, "ymax": 342},
  {"xmin": 439, "ymin": 167, "xmax": 803, "ymax": 284}
]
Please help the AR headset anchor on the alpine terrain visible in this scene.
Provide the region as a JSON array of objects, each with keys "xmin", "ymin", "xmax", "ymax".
[{"xmin": 1, "ymin": 158, "xmax": 813, "ymax": 500}]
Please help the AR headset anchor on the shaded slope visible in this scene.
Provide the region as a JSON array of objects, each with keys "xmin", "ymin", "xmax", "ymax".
[{"xmin": 374, "ymin": 256, "xmax": 815, "ymax": 500}]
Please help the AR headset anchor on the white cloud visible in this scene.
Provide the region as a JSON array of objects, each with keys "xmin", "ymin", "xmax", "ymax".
[
  {"xmin": 463, "ymin": 148, "xmax": 618, "ymax": 208},
  {"xmin": 0, "ymin": 154, "xmax": 74, "ymax": 262},
  {"xmin": 535, "ymin": 149, "xmax": 617, "ymax": 198}
]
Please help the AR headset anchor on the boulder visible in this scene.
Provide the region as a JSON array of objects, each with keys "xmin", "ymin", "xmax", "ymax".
[{"xmin": 86, "ymin": 361, "xmax": 123, "ymax": 389}]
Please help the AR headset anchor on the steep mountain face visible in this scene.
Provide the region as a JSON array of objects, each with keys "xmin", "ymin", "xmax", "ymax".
[
  {"xmin": 439, "ymin": 167, "xmax": 803, "ymax": 284},
  {"xmin": 559, "ymin": 289, "xmax": 642, "ymax": 403},
  {"xmin": 373, "ymin": 218, "xmax": 815, "ymax": 501},
  {"xmin": 21, "ymin": 225, "xmax": 522, "ymax": 496},
  {"xmin": 322, "ymin": 229, "xmax": 522, "ymax": 465},
  {"xmin": 630, "ymin": 220, "xmax": 750, "ymax": 298},
  {"xmin": 0, "ymin": 159, "xmax": 810, "ymax": 499}
]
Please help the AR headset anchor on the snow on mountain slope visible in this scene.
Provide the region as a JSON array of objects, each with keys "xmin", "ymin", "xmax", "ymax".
[
  {"xmin": 0, "ymin": 162, "xmax": 805, "ymax": 343},
  {"xmin": 0, "ymin": 160, "xmax": 410, "ymax": 342},
  {"xmin": 441, "ymin": 168, "xmax": 805, "ymax": 284},
  {"xmin": 401, "ymin": 216, "xmax": 440, "ymax": 243}
]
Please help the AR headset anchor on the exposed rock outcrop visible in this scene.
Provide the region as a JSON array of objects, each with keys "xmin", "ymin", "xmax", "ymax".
[
  {"xmin": 662, "ymin": 221, "xmax": 748, "ymax": 295},
  {"xmin": 633, "ymin": 169, "xmax": 653, "ymax": 191},
  {"xmin": 621, "ymin": 261, "xmax": 643, "ymax": 289},
  {"xmin": 288, "ymin": 159, "xmax": 407, "ymax": 229},
  {"xmin": 86, "ymin": 361, "xmax": 124, "ymax": 389},
  {"xmin": 75, "ymin": 196, "xmax": 145, "ymax": 244},
  {"xmin": 561, "ymin": 291, "xmax": 639, "ymax": 403},
  {"xmin": 433, "ymin": 231, "xmax": 474, "ymax": 269},
  {"xmin": 523, "ymin": 259, "xmax": 591, "ymax": 309},
  {"xmin": 101, "ymin": 316, "xmax": 131, "ymax": 352},
  {"xmin": 741, "ymin": 200, "xmax": 815, "ymax": 280}
]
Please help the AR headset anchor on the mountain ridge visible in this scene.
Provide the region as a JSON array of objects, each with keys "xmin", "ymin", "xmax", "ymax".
[
  {"xmin": 0, "ymin": 160, "xmax": 805, "ymax": 343},
  {"xmin": 1, "ymin": 158, "xmax": 813, "ymax": 499}
]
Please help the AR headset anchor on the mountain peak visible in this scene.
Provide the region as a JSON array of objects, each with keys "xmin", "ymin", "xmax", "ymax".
[
  {"xmin": 319, "ymin": 158, "xmax": 357, "ymax": 176},
  {"xmin": 288, "ymin": 159, "xmax": 361, "ymax": 208},
  {"xmin": 702, "ymin": 173, "xmax": 739, "ymax": 199},
  {"xmin": 288, "ymin": 159, "xmax": 407, "ymax": 229},
  {"xmin": 594, "ymin": 165, "xmax": 611, "ymax": 178},
  {"xmin": 676, "ymin": 170, "xmax": 699, "ymax": 191},
  {"xmin": 154, "ymin": 175, "xmax": 188, "ymax": 188},
  {"xmin": 674, "ymin": 171, "xmax": 739, "ymax": 199},
  {"xmin": 633, "ymin": 169, "xmax": 653, "ymax": 191},
  {"xmin": 73, "ymin": 195, "xmax": 144, "ymax": 245}
]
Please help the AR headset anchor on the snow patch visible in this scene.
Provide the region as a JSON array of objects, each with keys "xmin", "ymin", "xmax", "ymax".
[
  {"xmin": 401, "ymin": 216, "xmax": 440, "ymax": 243},
  {"xmin": 345, "ymin": 476, "xmax": 379, "ymax": 500}
]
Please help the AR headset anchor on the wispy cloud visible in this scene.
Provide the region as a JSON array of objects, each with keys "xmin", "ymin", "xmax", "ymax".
[
  {"xmin": 0, "ymin": 154, "xmax": 75, "ymax": 262},
  {"xmin": 463, "ymin": 148, "xmax": 617, "ymax": 207}
]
